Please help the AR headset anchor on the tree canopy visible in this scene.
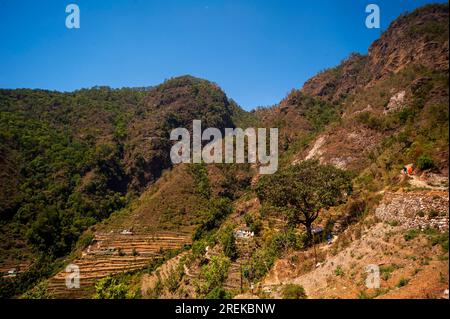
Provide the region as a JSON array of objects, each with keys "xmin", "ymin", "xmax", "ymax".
[{"xmin": 256, "ymin": 160, "xmax": 352, "ymax": 240}]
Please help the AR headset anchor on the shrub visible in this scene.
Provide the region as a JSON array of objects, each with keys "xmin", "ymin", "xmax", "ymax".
[
  {"xmin": 243, "ymin": 214, "xmax": 262, "ymax": 235},
  {"xmin": 416, "ymin": 155, "xmax": 434, "ymax": 170},
  {"xmin": 396, "ymin": 278, "xmax": 410, "ymax": 288},
  {"xmin": 404, "ymin": 229, "xmax": 421, "ymax": 241},
  {"xmin": 205, "ymin": 287, "xmax": 231, "ymax": 299},
  {"xmin": 281, "ymin": 284, "xmax": 307, "ymax": 299},
  {"xmin": 379, "ymin": 264, "xmax": 399, "ymax": 281},
  {"xmin": 334, "ymin": 266, "xmax": 344, "ymax": 276}
]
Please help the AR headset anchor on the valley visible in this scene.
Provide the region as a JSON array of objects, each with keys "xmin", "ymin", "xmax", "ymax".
[{"xmin": 0, "ymin": 3, "xmax": 448, "ymax": 300}]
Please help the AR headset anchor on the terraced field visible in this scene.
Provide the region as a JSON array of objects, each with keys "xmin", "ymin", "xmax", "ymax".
[{"xmin": 47, "ymin": 230, "xmax": 192, "ymax": 298}]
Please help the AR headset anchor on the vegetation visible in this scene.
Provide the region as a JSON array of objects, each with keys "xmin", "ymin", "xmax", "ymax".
[
  {"xmin": 256, "ymin": 160, "xmax": 352, "ymax": 241},
  {"xmin": 192, "ymin": 198, "xmax": 233, "ymax": 241},
  {"xmin": 281, "ymin": 284, "xmax": 307, "ymax": 299},
  {"xmin": 219, "ymin": 226, "xmax": 238, "ymax": 261},
  {"xmin": 188, "ymin": 163, "xmax": 211, "ymax": 199},
  {"xmin": 396, "ymin": 278, "xmax": 410, "ymax": 288},
  {"xmin": 198, "ymin": 254, "xmax": 230, "ymax": 297},
  {"xmin": 94, "ymin": 275, "xmax": 139, "ymax": 299},
  {"xmin": 416, "ymin": 155, "xmax": 434, "ymax": 170}
]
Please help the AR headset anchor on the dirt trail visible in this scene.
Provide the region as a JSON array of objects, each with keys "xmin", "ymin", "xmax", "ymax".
[{"xmin": 409, "ymin": 174, "xmax": 448, "ymax": 191}]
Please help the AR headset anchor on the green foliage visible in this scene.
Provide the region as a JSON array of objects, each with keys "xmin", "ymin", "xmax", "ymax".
[
  {"xmin": 408, "ymin": 20, "xmax": 449, "ymax": 42},
  {"xmin": 218, "ymin": 164, "xmax": 252, "ymax": 200},
  {"xmin": 270, "ymin": 229, "xmax": 306, "ymax": 252},
  {"xmin": 423, "ymin": 229, "xmax": 449, "ymax": 253},
  {"xmin": 404, "ymin": 229, "xmax": 421, "ymax": 241},
  {"xmin": 281, "ymin": 284, "xmax": 307, "ymax": 299},
  {"xmin": 205, "ymin": 286, "xmax": 232, "ymax": 299},
  {"xmin": 305, "ymin": 100, "xmax": 340, "ymax": 132},
  {"xmin": 0, "ymin": 88, "xmax": 139, "ymax": 263},
  {"xmin": 396, "ymin": 278, "xmax": 410, "ymax": 288},
  {"xmin": 0, "ymin": 255, "xmax": 60, "ymax": 298},
  {"xmin": 191, "ymin": 240, "xmax": 207, "ymax": 260},
  {"xmin": 243, "ymin": 230, "xmax": 305, "ymax": 282},
  {"xmin": 94, "ymin": 275, "xmax": 137, "ymax": 299},
  {"xmin": 200, "ymin": 254, "xmax": 230, "ymax": 296},
  {"xmin": 356, "ymin": 112, "xmax": 395, "ymax": 131},
  {"xmin": 334, "ymin": 266, "xmax": 344, "ymax": 276},
  {"xmin": 219, "ymin": 226, "xmax": 238, "ymax": 261},
  {"xmin": 244, "ymin": 247, "xmax": 277, "ymax": 281},
  {"xmin": 193, "ymin": 198, "xmax": 233, "ymax": 241},
  {"xmin": 188, "ymin": 163, "xmax": 211, "ymax": 199},
  {"xmin": 416, "ymin": 155, "xmax": 434, "ymax": 170},
  {"xmin": 165, "ymin": 259, "xmax": 185, "ymax": 293},
  {"xmin": 379, "ymin": 264, "xmax": 399, "ymax": 281},
  {"xmin": 21, "ymin": 281, "xmax": 52, "ymax": 299},
  {"xmin": 256, "ymin": 160, "xmax": 352, "ymax": 240},
  {"xmin": 243, "ymin": 214, "xmax": 263, "ymax": 235}
]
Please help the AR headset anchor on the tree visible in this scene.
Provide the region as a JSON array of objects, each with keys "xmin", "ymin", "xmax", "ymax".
[
  {"xmin": 220, "ymin": 226, "xmax": 238, "ymax": 261},
  {"xmin": 256, "ymin": 160, "xmax": 352, "ymax": 242},
  {"xmin": 200, "ymin": 254, "xmax": 230, "ymax": 295}
]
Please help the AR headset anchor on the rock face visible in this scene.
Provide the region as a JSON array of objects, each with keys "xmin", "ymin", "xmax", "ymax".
[
  {"xmin": 375, "ymin": 191, "xmax": 449, "ymax": 232},
  {"xmin": 383, "ymin": 90, "xmax": 406, "ymax": 114},
  {"xmin": 295, "ymin": 123, "xmax": 384, "ymax": 170},
  {"xmin": 367, "ymin": 4, "xmax": 449, "ymax": 82},
  {"xmin": 301, "ymin": 53, "xmax": 368, "ymax": 103},
  {"xmin": 302, "ymin": 4, "xmax": 449, "ymax": 103}
]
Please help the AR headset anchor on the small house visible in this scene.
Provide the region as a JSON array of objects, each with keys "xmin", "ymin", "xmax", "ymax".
[
  {"xmin": 234, "ymin": 227, "xmax": 254, "ymax": 239},
  {"xmin": 7, "ymin": 268, "xmax": 17, "ymax": 277}
]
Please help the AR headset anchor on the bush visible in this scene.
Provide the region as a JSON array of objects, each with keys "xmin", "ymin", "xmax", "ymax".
[
  {"xmin": 281, "ymin": 284, "xmax": 307, "ymax": 299},
  {"xmin": 334, "ymin": 266, "xmax": 344, "ymax": 276},
  {"xmin": 243, "ymin": 214, "xmax": 262, "ymax": 235},
  {"xmin": 396, "ymin": 278, "xmax": 410, "ymax": 288},
  {"xmin": 404, "ymin": 229, "xmax": 421, "ymax": 241},
  {"xmin": 416, "ymin": 155, "xmax": 434, "ymax": 170},
  {"xmin": 205, "ymin": 287, "xmax": 231, "ymax": 299}
]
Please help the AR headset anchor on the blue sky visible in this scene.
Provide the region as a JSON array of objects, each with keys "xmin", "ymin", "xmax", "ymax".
[{"xmin": 0, "ymin": 0, "xmax": 445, "ymax": 110}]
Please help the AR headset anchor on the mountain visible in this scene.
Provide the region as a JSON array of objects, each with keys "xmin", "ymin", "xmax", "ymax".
[
  {"xmin": 0, "ymin": 76, "xmax": 247, "ymax": 297},
  {"xmin": 0, "ymin": 3, "xmax": 448, "ymax": 299},
  {"xmin": 302, "ymin": 3, "xmax": 449, "ymax": 103}
]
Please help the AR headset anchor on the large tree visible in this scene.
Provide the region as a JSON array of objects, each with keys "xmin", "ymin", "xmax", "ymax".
[{"xmin": 255, "ymin": 160, "xmax": 352, "ymax": 241}]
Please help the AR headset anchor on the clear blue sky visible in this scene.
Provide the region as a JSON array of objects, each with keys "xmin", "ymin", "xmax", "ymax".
[{"xmin": 0, "ymin": 0, "xmax": 445, "ymax": 110}]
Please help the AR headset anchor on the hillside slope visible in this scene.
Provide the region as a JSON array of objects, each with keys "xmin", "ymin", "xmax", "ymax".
[{"xmin": 0, "ymin": 3, "xmax": 448, "ymax": 300}]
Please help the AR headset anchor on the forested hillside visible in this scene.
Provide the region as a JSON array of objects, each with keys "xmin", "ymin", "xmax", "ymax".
[{"xmin": 0, "ymin": 3, "xmax": 448, "ymax": 299}]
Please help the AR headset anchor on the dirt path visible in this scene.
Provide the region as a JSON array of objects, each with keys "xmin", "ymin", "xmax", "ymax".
[{"xmin": 408, "ymin": 174, "xmax": 448, "ymax": 191}]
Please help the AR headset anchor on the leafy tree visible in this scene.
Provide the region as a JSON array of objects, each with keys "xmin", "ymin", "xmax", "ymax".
[
  {"xmin": 256, "ymin": 160, "xmax": 352, "ymax": 242},
  {"xmin": 200, "ymin": 254, "xmax": 230, "ymax": 295}
]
